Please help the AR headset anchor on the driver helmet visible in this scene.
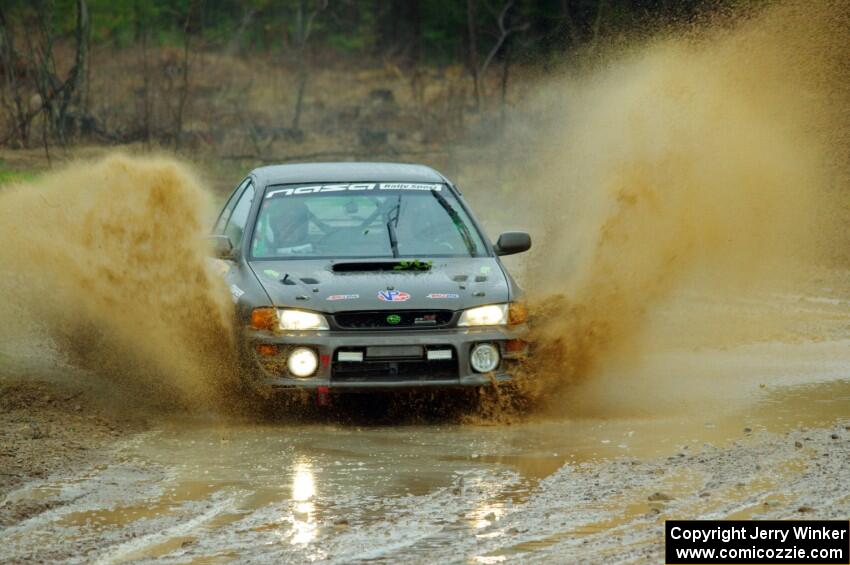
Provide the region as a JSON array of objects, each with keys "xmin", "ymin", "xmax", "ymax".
[{"xmin": 270, "ymin": 201, "xmax": 310, "ymax": 248}]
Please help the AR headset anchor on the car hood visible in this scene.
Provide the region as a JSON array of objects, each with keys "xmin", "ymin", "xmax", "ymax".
[{"xmin": 249, "ymin": 258, "xmax": 510, "ymax": 312}]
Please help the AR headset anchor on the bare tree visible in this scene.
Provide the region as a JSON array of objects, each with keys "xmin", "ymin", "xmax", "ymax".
[
  {"xmin": 500, "ymin": 28, "xmax": 511, "ymax": 123},
  {"xmin": 33, "ymin": 0, "xmax": 89, "ymax": 147},
  {"xmin": 467, "ymin": 0, "xmax": 481, "ymax": 109},
  {"xmin": 0, "ymin": 0, "xmax": 89, "ymax": 150},
  {"xmin": 290, "ymin": 0, "xmax": 327, "ymax": 132},
  {"xmin": 467, "ymin": 0, "xmax": 528, "ymax": 110},
  {"xmin": 175, "ymin": 0, "xmax": 202, "ymax": 151},
  {"xmin": 31, "ymin": 0, "xmax": 59, "ymax": 149},
  {"xmin": 57, "ymin": 0, "xmax": 88, "ymax": 142},
  {"xmin": 590, "ymin": 0, "xmax": 606, "ymax": 52},
  {"xmin": 136, "ymin": 0, "xmax": 153, "ymax": 147},
  {"xmin": 0, "ymin": 6, "xmax": 30, "ymax": 147},
  {"xmin": 226, "ymin": 5, "xmax": 258, "ymax": 56},
  {"xmin": 478, "ymin": 2, "xmax": 528, "ymax": 90},
  {"xmin": 560, "ymin": 0, "xmax": 582, "ymax": 48}
]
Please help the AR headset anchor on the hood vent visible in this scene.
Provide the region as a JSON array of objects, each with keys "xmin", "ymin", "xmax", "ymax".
[{"xmin": 332, "ymin": 261, "xmax": 432, "ymax": 273}]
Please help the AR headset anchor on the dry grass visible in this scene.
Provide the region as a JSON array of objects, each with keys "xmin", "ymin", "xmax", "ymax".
[
  {"xmin": 1, "ymin": 45, "xmax": 539, "ymax": 199},
  {"xmin": 1, "ymin": 43, "xmax": 532, "ymax": 175}
]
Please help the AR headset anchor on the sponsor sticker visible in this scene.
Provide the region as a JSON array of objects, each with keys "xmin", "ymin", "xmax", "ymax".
[
  {"xmin": 326, "ymin": 294, "xmax": 359, "ymax": 301},
  {"xmin": 386, "ymin": 314, "xmax": 402, "ymax": 325},
  {"xmin": 377, "ymin": 290, "xmax": 411, "ymax": 302},
  {"xmin": 266, "ymin": 183, "xmax": 442, "ymax": 198},
  {"xmin": 426, "ymin": 293, "xmax": 460, "ymax": 299},
  {"xmin": 229, "ymin": 284, "xmax": 245, "ymax": 303},
  {"xmin": 378, "ymin": 183, "xmax": 441, "ymax": 191},
  {"xmin": 414, "ymin": 314, "xmax": 438, "ymax": 325},
  {"xmin": 263, "ymin": 269, "xmax": 281, "ymax": 278}
]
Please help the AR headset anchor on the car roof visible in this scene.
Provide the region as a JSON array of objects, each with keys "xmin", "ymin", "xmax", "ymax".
[{"xmin": 251, "ymin": 162, "xmax": 447, "ymax": 185}]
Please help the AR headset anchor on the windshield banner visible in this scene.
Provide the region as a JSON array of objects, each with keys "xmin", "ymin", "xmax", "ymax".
[{"xmin": 266, "ymin": 183, "xmax": 442, "ymax": 199}]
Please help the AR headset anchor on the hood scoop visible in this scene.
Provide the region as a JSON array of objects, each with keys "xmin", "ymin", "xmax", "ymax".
[{"xmin": 332, "ymin": 261, "xmax": 432, "ymax": 273}]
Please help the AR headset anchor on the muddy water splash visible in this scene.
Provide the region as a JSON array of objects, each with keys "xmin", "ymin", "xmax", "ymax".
[
  {"xmin": 0, "ymin": 154, "xmax": 238, "ymax": 409},
  {"xmin": 489, "ymin": 1, "xmax": 850, "ymax": 406}
]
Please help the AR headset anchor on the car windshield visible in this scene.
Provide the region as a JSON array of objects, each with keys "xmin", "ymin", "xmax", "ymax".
[{"xmin": 250, "ymin": 183, "xmax": 486, "ymax": 259}]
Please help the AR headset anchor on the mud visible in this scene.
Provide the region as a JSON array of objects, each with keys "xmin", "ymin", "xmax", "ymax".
[
  {"xmin": 0, "ymin": 154, "xmax": 240, "ymax": 410},
  {"xmin": 0, "ymin": 313, "xmax": 848, "ymax": 562},
  {"xmin": 0, "ymin": 377, "xmax": 144, "ymax": 526},
  {"xmin": 469, "ymin": 0, "xmax": 850, "ymax": 404},
  {"xmin": 2, "ymin": 272, "xmax": 850, "ymax": 562},
  {"xmin": 1, "ymin": 1, "xmax": 850, "ymax": 562}
]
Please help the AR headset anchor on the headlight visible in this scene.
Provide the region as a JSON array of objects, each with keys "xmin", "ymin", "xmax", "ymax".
[
  {"xmin": 278, "ymin": 309, "xmax": 329, "ymax": 330},
  {"xmin": 458, "ymin": 304, "xmax": 508, "ymax": 326},
  {"xmin": 250, "ymin": 308, "xmax": 329, "ymax": 331}
]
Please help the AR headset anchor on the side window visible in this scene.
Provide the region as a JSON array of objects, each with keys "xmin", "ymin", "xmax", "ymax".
[
  {"xmin": 223, "ymin": 182, "xmax": 255, "ymax": 248},
  {"xmin": 214, "ymin": 178, "xmax": 251, "ymax": 234}
]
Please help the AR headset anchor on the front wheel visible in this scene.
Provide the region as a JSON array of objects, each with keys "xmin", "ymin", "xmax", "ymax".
[{"xmin": 471, "ymin": 379, "xmax": 532, "ymax": 422}]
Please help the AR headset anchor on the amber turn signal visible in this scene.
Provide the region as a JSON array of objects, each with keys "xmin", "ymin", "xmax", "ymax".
[
  {"xmin": 508, "ymin": 302, "xmax": 528, "ymax": 325},
  {"xmin": 250, "ymin": 307, "xmax": 278, "ymax": 330},
  {"xmin": 256, "ymin": 344, "xmax": 278, "ymax": 356}
]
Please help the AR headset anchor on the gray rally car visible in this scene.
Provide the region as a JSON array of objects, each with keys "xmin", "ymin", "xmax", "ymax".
[{"xmin": 209, "ymin": 162, "xmax": 530, "ymax": 395}]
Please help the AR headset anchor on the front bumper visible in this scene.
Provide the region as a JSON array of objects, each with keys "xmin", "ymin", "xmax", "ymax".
[{"xmin": 244, "ymin": 325, "xmax": 526, "ymax": 391}]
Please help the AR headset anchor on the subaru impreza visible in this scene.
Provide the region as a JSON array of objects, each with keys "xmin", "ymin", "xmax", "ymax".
[{"xmin": 210, "ymin": 162, "xmax": 530, "ymax": 396}]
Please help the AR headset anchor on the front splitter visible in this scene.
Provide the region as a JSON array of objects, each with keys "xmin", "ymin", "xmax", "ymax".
[{"xmin": 261, "ymin": 371, "xmax": 512, "ymax": 392}]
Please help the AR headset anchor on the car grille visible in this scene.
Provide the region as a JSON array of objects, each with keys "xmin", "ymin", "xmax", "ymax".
[
  {"xmin": 332, "ymin": 359, "xmax": 458, "ymax": 382},
  {"xmin": 333, "ymin": 310, "xmax": 454, "ymax": 330},
  {"xmin": 331, "ymin": 346, "xmax": 458, "ymax": 383}
]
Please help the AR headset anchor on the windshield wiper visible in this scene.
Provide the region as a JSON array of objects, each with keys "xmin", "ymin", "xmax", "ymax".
[
  {"xmin": 430, "ymin": 189, "xmax": 478, "ymax": 257},
  {"xmin": 386, "ymin": 194, "xmax": 401, "ymax": 258}
]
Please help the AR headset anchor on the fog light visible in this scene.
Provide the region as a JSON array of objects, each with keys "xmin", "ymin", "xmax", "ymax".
[
  {"xmin": 287, "ymin": 347, "xmax": 318, "ymax": 377},
  {"xmin": 470, "ymin": 343, "xmax": 500, "ymax": 373}
]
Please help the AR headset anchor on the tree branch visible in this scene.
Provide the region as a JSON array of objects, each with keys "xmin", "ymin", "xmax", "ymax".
[{"xmin": 479, "ymin": 1, "xmax": 528, "ymax": 80}]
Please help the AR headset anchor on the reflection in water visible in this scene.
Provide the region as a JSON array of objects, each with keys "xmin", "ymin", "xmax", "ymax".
[
  {"xmin": 465, "ymin": 475, "xmax": 508, "ymax": 531},
  {"xmin": 466, "ymin": 475, "xmax": 512, "ymax": 564},
  {"xmin": 288, "ymin": 459, "xmax": 318, "ymax": 546},
  {"xmin": 292, "ymin": 460, "xmax": 316, "ymax": 502},
  {"xmin": 473, "ymin": 556, "xmax": 507, "ymax": 564},
  {"xmin": 469, "ymin": 502, "xmax": 505, "ymax": 531}
]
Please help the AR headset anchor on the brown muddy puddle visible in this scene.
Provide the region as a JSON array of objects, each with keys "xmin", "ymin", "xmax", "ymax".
[{"xmin": 2, "ymin": 335, "xmax": 848, "ymax": 563}]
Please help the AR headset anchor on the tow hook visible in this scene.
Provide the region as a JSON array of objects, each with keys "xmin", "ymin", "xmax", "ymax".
[{"xmin": 317, "ymin": 386, "xmax": 330, "ymax": 406}]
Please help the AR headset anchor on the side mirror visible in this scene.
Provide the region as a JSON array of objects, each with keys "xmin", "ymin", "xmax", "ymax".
[
  {"xmin": 494, "ymin": 231, "xmax": 531, "ymax": 256},
  {"xmin": 208, "ymin": 235, "xmax": 235, "ymax": 259}
]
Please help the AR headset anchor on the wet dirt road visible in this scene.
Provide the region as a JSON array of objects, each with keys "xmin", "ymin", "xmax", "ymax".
[{"xmin": 2, "ymin": 289, "xmax": 850, "ymax": 564}]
